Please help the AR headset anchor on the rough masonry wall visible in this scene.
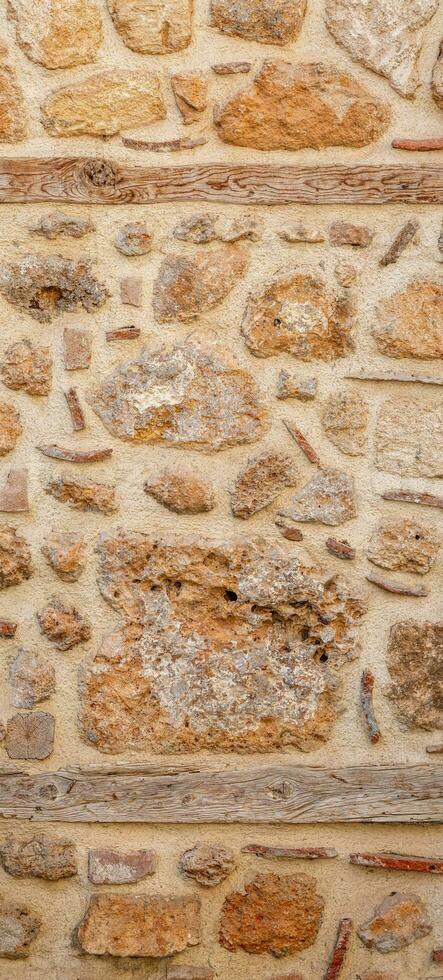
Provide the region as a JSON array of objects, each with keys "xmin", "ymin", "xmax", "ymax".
[{"xmin": 0, "ymin": 0, "xmax": 441, "ymax": 978}]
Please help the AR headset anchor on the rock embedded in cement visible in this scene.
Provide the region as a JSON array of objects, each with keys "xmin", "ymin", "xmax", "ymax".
[
  {"xmin": 0, "ymin": 834, "xmax": 77, "ymax": 880},
  {"xmin": 329, "ymin": 221, "xmax": 373, "ymax": 247},
  {"xmin": 231, "ymin": 450, "xmax": 297, "ymax": 518},
  {"xmin": 0, "ymin": 401, "xmax": 21, "ymax": 456},
  {"xmin": 88, "ymin": 848, "xmax": 157, "ymax": 884},
  {"xmin": 88, "ymin": 343, "xmax": 267, "ymax": 452},
  {"xmin": 80, "ymin": 533, "xmax": 366, "ymax": 754},
  {"xmin": 45, "ymin": 473, "xmax": 117, "ymax": 514},
  {"xmin": 0, "ymin": 468, "xmax": 28, "ymax": 513},
  {"xmin": 37, "ymin": 598, "xmax": 91, "ymax": 651},
  {"xmin": 179, "ymin": 844, "xmax": 236, "ymax": 887},
  {"xmin": 115, "ymin": 222, "xmax": 153, "ymax": 256},
  {"xmin": 211, "ymin": 0, "xmax": 307, "ymax": 45},
  {"xmin": 432, "ymin": 41, "xmax": 443, "ymax": 109},
  {"xmin": 279, "ymin": 470, "xmax": 356, "ymax": 526},
  {"xmin": 357, "ymin": 971, "xmax": 399, "ymax": 980},
  {"xmin": 63, "ymin": 328, "xmax": 92, "ymax": 371},
  {"xmin": 0, "ymin": 525, "xmax": 32, "ymax": 589},
  {"xmin": 171, "ymin": 72, "xmax": 208, "ymax": 124},
  {"xmin": 386, "ymin": 620, "xmax": 443, "ymax": 730},
  {"xmin": 219, "ymin": 872, "xmax": 324, "ymax": 955},
  {"xmin": 41, "ymin": 531, "xmax": 86, "ymax": 582},
  {"xmin": 144, "ymin": 470, "xmax": 215, "ymax": 514},
  {"xmin": 277, "ymin": 372, "xmax": 317, "ymax": 401},
  {"xmin": 321, "ymin": 390, "xmax": 368, "ymax": 456},
  {"xmin": 219, "ymin": 214, "xmax": 262, "ymax": 243},
  {"xmin": 107, "ymin": 0, "xmax": 192, "ymax": 54},
  {"xmin": 375, "ymin": 399, "xmax": 443, "ymax": 477},
  {"xmin": 278, "ymin": 223, "xmax": 325, "ymax": 244},
  {"xmin": 242, "ymin": 272, "xmax": 354, "ymax": 360},
  {"xmin": 8, "ymin": 0, "xmax": 102, "ymax": 68},
  {"xmin": 0, "ymin": 43, "xmax": 27, "ymax": 142},
  {"xmin": 0, "ymin": 255, "xmax": 107, "ymax": 323},
  {"xmin": 0, "ymin": 899, "xmax": 40, "ymax": 958},
  {"xmin": 374, "ymin": 281, "xmax": 443, "ymax": 359},
  {"xmin": 173, "ymin": 214, "xmax": 218, "ymax": 244},
  {"xmin": 325, "ymin": 0, "xmax": 439, "ymax": 97},
  {"xmin": 77, "ymin": 893, "xmax": 201, "ymax": 957},
  {"xmin": 367, "ymin": 520, "xmax": 440, "ymax": 575},
  {"xmin": 5, "ymin": 711, "xmax": 54, "ymax": 759},
  {"xmin": 168, "ymin": 968, "xmax": 214, "ymax": 980},
  {"xmin": 10, "ymin": 649, "xmax": 55, "ymax": 708},
  {"xmin": 32, "ymin": 211, "xmax": 94, "ymax": 239},
  {"xmin": 357, "ymin": 892, "xmax": 432, "ymax": 952},
  {"xmin": 153, "ymin": 246, "xmax": 248, "ymax": 322},
  {"xmin": 214, "ymin": 61, "xmax": 390, "ymax": 150},
  {"xmin": 1, "ymin": 340, "xmax": 52, "ymax": 395},
  {"xmin": 42, "ymin": 70, "xmax": 166, "ymax": 137}
]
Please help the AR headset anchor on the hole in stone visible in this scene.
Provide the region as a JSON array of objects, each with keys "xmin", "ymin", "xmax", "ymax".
[
  {"xmin": 274, "ymin": 317, "xmax": 282, "ymax": 327},
  {"xmin": 225, "ymin": 590, "xmax": 237, "ymax": 602},
  {"xmin": 319, "ymin": 653, "xmax": 329, "ymax": 663}
]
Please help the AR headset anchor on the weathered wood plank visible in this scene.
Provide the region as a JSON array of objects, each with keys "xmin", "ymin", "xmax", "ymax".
[
  {"xmin": 0, "ymin": 159, "xmax": 441, "ymax": 205},
  {"xmin": 0, "ymin": 764, "xmax": 441, "ymax": 823}
]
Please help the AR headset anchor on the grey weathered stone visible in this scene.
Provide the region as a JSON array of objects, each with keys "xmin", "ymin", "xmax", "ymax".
[
  {"xmin": 278, "ymin": 470, "xmax": 356, "ymax": 526},
  {"xmin": 10, "ymin": 650, "xmax": 55, "ymax": 708},
  {"xmin": 231, "ymin": 451, "xmax": 297, "ymax": 518},
  {"xmin": 178, "ymin": 844, "xmax": 236, "ymax": 887},
  {"xmin": 0, "ymin": 899, "xmax": 40, "ymax": 958},
  {"xmin": 88, "ymin": 848, "xmax": 156, "ymax": 884},
  {"xmin": 0, "ymin": 255, "xmax": 108, "ymax": 323},
  {"xmin": 386, "ymin": 620, "xmax": 443, "ymax": 731},
  {"xmin": 277, "ymin": 372, "xmax": 317, "ymax": 401},
  {"xmin": 325, "ymin": 0, "xmax": 439, "ymax": 96},
  {"xmin": 358, "ymin": 892, "xmax": 432, "ymax": 952},
  {"xmin": 32, "ymin": 212, "xmax": 94, "ymax": 239},
  {"xmin": 0, "ymin": 834, "xmax": 77, "ymax": 880},
  {"xmin": 367, "ymin": 520, "xmax": 440, "ymax": 575},
  {"xmin": 115, "ymin": 222, "xmax": 153, "ymax": 255},
  {"xmin": 211, "ymin": 0, "xmax": 307, "ymax": 45},
  {"xmin": 173, "ymin": 214, "xmax": 218, "ymax": 244},
  {"xmin": 375, "ymin": 399, "xmax": 443, "ymax": 477},
  {"xmin": 321, "ymin": 390, "xmax": 368, "ymax": 456}
]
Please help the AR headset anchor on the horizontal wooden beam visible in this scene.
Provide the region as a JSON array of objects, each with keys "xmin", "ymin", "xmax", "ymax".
[
  {"xmin": 0, "ymin": 159, "xmax": 441, "ymax": 205},
  {"xmin": 0, "ymin": 764, "xmax": 441, "ymax": 823}
]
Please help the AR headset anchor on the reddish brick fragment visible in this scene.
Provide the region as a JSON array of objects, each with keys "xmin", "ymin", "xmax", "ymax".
[
  {"xmin": 366, "ymin": 572, "xmax": 428, "ymax": 597},
  {"xmin": 106, "ymin": 326, "xmax": 141, "ymax": 341},
  {"xmin": 324, "ymin": 918, "xmax": 353, "ymax": 980},
  {"xmin": 330, "ymin": 222, "xmax": 373, "ymax": 247},
  {"xmin": 88, "ymin": 848, "xmax": 157, "ymax": 884},
  {"xmin": 0, "ymin": 620, "xmax": 17, "ymax": 637},
  {"xmin": 242, "ymin": 844, "xmax": 338, "ymax": 860},
  {"xmin": 433, "ymin": 947, "xmax": 443, "ymax": 962},
  {"xmin": 350, "ymin": 852, "xmax": 443, "ymax": 874},
  {"xmin": 284, "ymin": 421, "xmax": 320, "ymax": 464},
  {"xmin": 392, "ymin": 137, "xmax": 443, "ymax": 150},
  {"xmin": 0, "ymin": 469, "xmax": 29, "ymax": 512},
  {"xmin": 212, "ymin": 62, "xmax": 251, "ymax": 74},
  {"xmin": 379, "ymin": 220, "xmax": 419, "ymax": 266},
  {"xmin": 63, "ymin": 327, "xmax": 92, "ymax": 371},
  {"xmin": 326, "ymin": 538, "xmax": 355, "ymax": 560},
  {"xmin": 38, "ymin": 445, "xmax": 112, "ymax": 463},
  {"xmin": 360, "ymin": 670, "xmax": 381, "ymax": 745},
  {"xmin": 65, "ymin": 388, "xmax": 86, "ymax": 431},
  {"xmin": 120, "ymin": 277, "xmax": 143, "ymax": 307},
  {"xmin": 382, "ymin": 489, "xmax": 443, "ymax": 510}
]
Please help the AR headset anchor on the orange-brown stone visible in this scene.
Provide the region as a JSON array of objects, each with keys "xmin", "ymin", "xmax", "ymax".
[
  {"xmin": 219, "ymin": 873, "xmax": 324, "ymax": 955},
  {"xmin": 77, "ymin": 893, "xmax": 201, "ymax": 957}
]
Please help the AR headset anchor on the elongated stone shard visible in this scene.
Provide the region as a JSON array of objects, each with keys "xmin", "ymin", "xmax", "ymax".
[
  {"xmin": 77, "ymin": 893, "xmax": 201, "ymax": 957},
  {"xmin": 42, "ymin": 70, "xmax": 166, "ymax": 137},
  {"xmin": 80, "ymin": 533, "xmax": 366, "ymax": 754},
  {"xmin": 87, "ymin": 343, "xmax": 267, "ymax": 452},
  {"xmin": 432, "ymin": 41, "xmax": 443, "ymax": 109},
  {"xmin": 231, "ymin": 451, "xmax": 297, "ymax": 518},
  {"xmin": 215, "ymin": 61, "xmax": 390, "ymax": 150}
]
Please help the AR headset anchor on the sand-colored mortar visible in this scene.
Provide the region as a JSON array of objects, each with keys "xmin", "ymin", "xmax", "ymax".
[{"xmin": 0, "ymin": 0, "xmax": 442, "ymax": 976}]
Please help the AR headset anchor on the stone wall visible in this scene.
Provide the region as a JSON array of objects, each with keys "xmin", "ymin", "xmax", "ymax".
[{"xmin": 0, "ymin": 0, "xmax": 441, "ymax": 977}]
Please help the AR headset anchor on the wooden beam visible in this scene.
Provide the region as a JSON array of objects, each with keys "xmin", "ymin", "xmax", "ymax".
[
  {"xmin": 0, "ymin": 159, "xmax": 441, "ymax": 205},
  {"xmin": 0, "ymin": 764, "xmax": 441, "ymax": 823}
]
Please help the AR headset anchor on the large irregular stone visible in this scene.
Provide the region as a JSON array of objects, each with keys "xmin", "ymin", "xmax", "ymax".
[
  {"xmin": 77, "ymin": 893, "xmax": 201, "ymax": 957},
  {"xmin": 178, "ymin": 844, "xmax": 236, "ymax": 887},
  {"xmin": 386, "ymin": 621, "xmax": 443, "ymax": 730},
  {"xmin": 8, "ymin": 0, "xmax": 102, "ymax": 68},
  {"xmin": 0, "ymin": 43, "xmax": 27, "ymax": 142},
  {"xmin": 80, "ymin": 533, "xmax": 366, "ymax": 753},
  {"xmin": 153, "ymin": 246, "xmax": 248, "ymax": 322},
  {"xmin": 0, "ymin": 899, "xmax": 40, "ymax": 958},
  {"xmin": 0, "ymin": 255, "xmax": 107, "ymax": 324},
  {"xmin": 32, "ymin": 212, "xmax": 95, "ymax": 239},
  {"xmin": 278, "ymin": 470, "xmax": 356, "ymax": 527},
  {"xmin": 231, "ymin": 450, "xmax": 297, "ymax": 518},
  {"xmin": 0, "ymin": 401, "xmax": 21, "ymax": 456},
  {"xmin": 357, "ymin": 892, "xmax": 432, "ymax": 952},
  {"xmin": 5, "ymin": 711, "xmax": 54, "ymax": 759},
  {"xmin": 37, "ymin": 598, "xmax": 91, "ymax": 651},
  {"xmin": 211, "ymin": 0, "xmax": 306, "ymax": 45},
  {"xmin": 219, "ymin": 873, "xmax": 324, "ymax": 955},
  {"xmin": 41, "ymin": 531, "xmax": 86, "ymax": 582},
  {"xmin": 88, "ymin": 343, "xmax": 267, "ymax": 452},
  {"xmin": 42, "ymin": 70, "xmax": 166, "ymax": 137},
  {"xmin": 321, "ymin": 390, "xmax": 368, "ymax": 456},
  {"xmin": 432, "ymin": 41, "xmax": 443, "ymax": 109},
  {"xmin": 45, "ymin": 473, "xmax": 117, "ymax": 514},
  {"xmin": 374, "ymin": 281, "xmax": 443, "ymax": 359},
  {"xmin": 375, "ymin": 399, "xmax": 443, "ymax": 477},
  {"xmin": 0, "ymin": 525, "xmax": 32, "ymax": 589},
  {"xmin": 325, "ymin": 0, "xmax": 439, "ymax": 97},
  {"xmin": 145, "ymin": 470, "xmax": 215, "ymax": 514},
  {"xmin": 88, "ymin": 848, "xmax": 156, "ymax": 884},
  {"xmin": 367, "ymin": 519, "xmax": 440, "ymax": 575},
  {"xmin": 242, "ymin": 272, "xmax": 354, "ymax": 360},
  {"xmin": 214, "ymin": 61, "xmax": 390, "ymax": 150},
  {"xmin": 10, "ymin": 649, "xmax": 55, "ymax": 708},
  {"xmin": 0, "ymin": 834, "xmax": 77, "ymax": 880},
  {"xmin": 0, "ymin": 340, "xmax": 52, "ymax": 395},
  {"xmin": 107, "ymin": 0, "xmax": 192, "ymax": 54}
]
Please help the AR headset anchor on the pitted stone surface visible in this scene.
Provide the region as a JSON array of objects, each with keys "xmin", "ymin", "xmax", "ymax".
[
  {"xmin": 38, "ymin": 598, "xmax": 91, "ymax": 651},
  {"xmin": 375, "ymin": 399, "xmax": 443, "ymax": 477},
  {"xmin": 242, "ymin": 272, "xmax": 354, "ymax": 360},
  {"xmin": 0, "ymin": 340, "xmax": 52, "ymax": 395},
  {"xmin": 0, "ymin": 899, "xmax": 40, "ymax": 958},
  {"xmin": 321, "ymin": 390, "xmax": 368, "ymax": 456},
  {"xmin": 32, "ymin": 212, "xmax": 95, "ymax": 240},
  {"xmin": 0, "ymin": 255, "xmax": 107, "ymax": 323},
  {"xmin": 145, "ymin": 470, "xmax": 215, "ymax": 514},
  {"xmin": 279, "ymin": 470, "xmax": 356, "ymax": 526},
  {"xmin": 326, "ymin": 0, "xmax": 439, "ymax": 97},
  {"xmin": 210, "ymin": 0, "xmax": 306, "ymax": 45},
  {"xmin": 8, "ymin": 0, "xmax": 102, "ymax": 68},
  {"xmin": 0, "ymin": 401, "xmax": 22, "ymax": 456},
  {"xmin": 214, "ymin": 61, "xmax": 390, "ymax": 150},
  {"xmin": 107, "ymin": 0, "xmax": 193, "ymax": 54},
  {"xmin": 45, "ymin": 474, "xmax": 117, "ymax": 514},
  {"xmin": 231, "ymin": 451, "xmax": 297, "ymax": 518},
  {"xmin": 41, "ymin": 531, "xmax": 87, "ymax": 582},
  {"xmin": 219, "ymin": 872, "xmax": 324, "ymax": 955},
  {"xmin": 367, "ymin": 519, "xmax": 440, "ymax": 575},
  {"xmin": 178, "ymin": 844, "xmax": 236, "ymax": 887},
  {"xmin": 88, "ymin": 343, "xmax": 267, "ymax": 452},
  {"xmin": 357, "ymin": 892, "xmax": 432, "ymax": 952},
  {"xmin": 386, "ymin": 620, "xmax": 443, "ymax": 730},
  {"xmin": 0, "ymin": 835, "xmax": 77, "ymax": 880},
  {"xmin": 0, "ymin": 525, "xmax": 32, "ymax": 589},
  {"xmin": 10, "ymin": 650, "xmax": 55, "ymax": 708},
  {"xmin": 77, "ymin": 893, "xmax": 201, "ymax": 957},
  {"xmin": 374, "ymin": 281, "xmax": 443, "ymax": 359},
  {"xmin": 115, "ymin": 222, "xmax": 153, "ymax": 256},
  {"xmin": 42, "ymin": 70, "xmax": 166, "ymax": 137},
  {"xmin": 80, "ymin": 533, "xmax": 366, "ymax": 753},
  {"xmin": 153, "ymin": 246, "xmax": 248, "ymax": 322}
]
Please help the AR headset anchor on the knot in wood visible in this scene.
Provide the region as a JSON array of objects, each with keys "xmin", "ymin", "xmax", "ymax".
[
  {"xmin": 39, "ymin": 781, "xmax": 59, "ymax": 800},
  {"xmin": 268, "ymin": 779, "xmax": 295, "ymax": 801},
  {"xmin": 82, "ymin": 159, "xmax": 116, "ymax": 187}
]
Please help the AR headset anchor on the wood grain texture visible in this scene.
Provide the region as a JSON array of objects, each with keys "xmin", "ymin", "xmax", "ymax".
[
  {"xmin": 0, "ymin": 159, "xmax": 441, "ymax": 205},
  {"xmin": 0, "ymin": 764, "xmax": 441, "ymax": 823}
]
